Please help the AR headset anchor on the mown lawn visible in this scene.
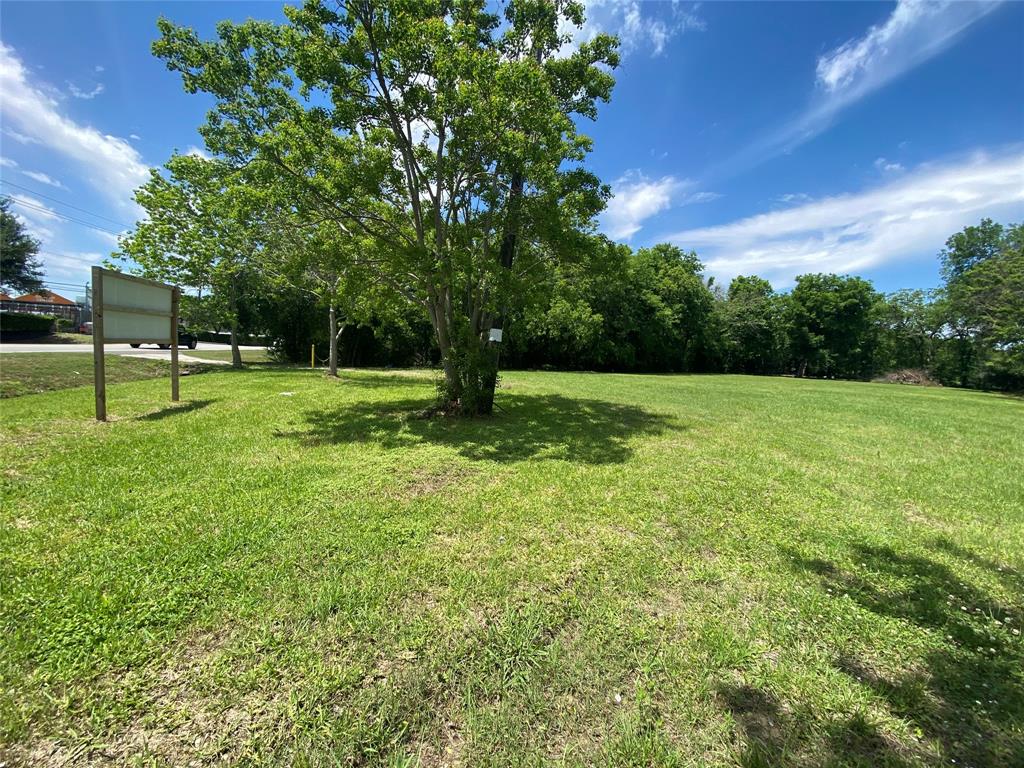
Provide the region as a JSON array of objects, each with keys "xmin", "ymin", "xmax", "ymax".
[
  {"xmin": 182, "ymin": 348, "xmax": 273, "ymax": 364},
  {"xmin": 0, "ymin": 354, "xmax": 172, "ymax": 398},
  {"xmin": 1, "ymin": 369, "xmax": 1021, "ymax": 766}
]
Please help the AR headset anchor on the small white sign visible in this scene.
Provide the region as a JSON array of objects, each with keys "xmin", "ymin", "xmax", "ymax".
[{"xmin": 489, "ymin": 328, "xmax": 503, "ymax": 343}]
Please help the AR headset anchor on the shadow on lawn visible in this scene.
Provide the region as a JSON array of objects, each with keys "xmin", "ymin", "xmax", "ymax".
[
  {"xmin": 275, "ymin": 393, "xmax": 679, "ymax": 464},
  {"xmin": 717, "ymin": 682, "xmax": 915, "ymax": 768},
  {"xmin": 137, "ymin": 399, "xmax": 216, "ymax": 421},
  {"xmin": 752, "ymin": 539, "xmax": 1024, "ymax": 767}
]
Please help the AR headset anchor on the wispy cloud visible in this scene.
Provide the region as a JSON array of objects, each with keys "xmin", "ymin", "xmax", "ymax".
[
  {"xmin": 3, "ymin": 127, "xmax": 40, "ymax": 145},
  {"xmin": 716, "ymin": 1, "xmax": 1002, "ymax": 179},
  {"xmin": 778, "ymin": 193, "xmax": 811, "ymax": 205},
  {"xmin": 0, "ymin": 43, "xmax": 148, "ymax": 209},
  {"xmin": 8, "ymin": 193, "xmax": 60, "ymax": 241},
  {"xmin": 67, "ymin": 81, "xmax": 105, "ymax": 100},
  {"xmin": 0, "ymin": 156, "xmax": 17, "ymax": 168},
  {"xmin": 602, "ymin": 171, "xmax": 718, "ymax": 240},
  {"xmin": 21, "ymin": 170, "xmax": 68, "ymax": 190},
  {"xmin": 874, "ymin": 157, "xmax": 904, "ymax": 173},
  {"xmin": 560, "ymin": 1, "xmax": 704, "ymax": 58},
  {"xmin": 667, "ymin": 148, "xmax": 1024, "ymax": 287}
]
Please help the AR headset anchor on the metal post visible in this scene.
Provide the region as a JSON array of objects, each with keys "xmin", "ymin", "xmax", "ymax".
[
  {"xmin": 91, "ymin": 266, "xmax": 106, "ymax": 421},
  {"xmin": 170, "ymin": 287, "xmax": 180, "ymax": 402}
]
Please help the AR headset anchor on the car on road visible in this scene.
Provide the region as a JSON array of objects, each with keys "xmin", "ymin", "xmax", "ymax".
[{"xmin": 130, "ymin": 328, "xmax": 199, "ymax": 350}]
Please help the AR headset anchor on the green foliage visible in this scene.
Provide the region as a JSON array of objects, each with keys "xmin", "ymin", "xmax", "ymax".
[
  {"xmin": 719, "ymin": 275, "xmax": 787, "ymax": 374},
  {"xmin": 787, "ymin": 273, "xmax": 883, "ymax": 379},
  {"xmin": 0, "ymin": 197, "xmax": 44, "ymax": 294},
  {"xmin": 934, "ymin": 221, "xmax": 1024, "ymax": 389},
  {"xmin": 150, "ymin": 0, "xmax": 619, "ymax": 413},
  {"xmin": 0, "ymin": 312, "xmax": 55, "ymax": 335},
  {"xmin": 117, "ymin": 153, "xmax": 270, "ymax": 368}
]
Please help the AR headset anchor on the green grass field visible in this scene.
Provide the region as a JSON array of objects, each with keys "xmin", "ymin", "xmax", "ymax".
[
  {"xmin": 1, "ymin": 368, "xmax": 1021, "ymax": 766},
  {"xmin": 0, "ymin": 354, "xmax": 173, "ymax": 398}
]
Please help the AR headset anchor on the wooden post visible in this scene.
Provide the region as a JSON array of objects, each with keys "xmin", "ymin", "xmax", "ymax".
[
  {"xmin": 170, "ymin": 286, "xmax": 180, "ymax": 402},
  {"xmin": 311, "ymin": 344, "xmax": 315, "ymax": 369},
  {"xmin": 91, "ymin": 266, "xmax": 106, "ymax": 421}
]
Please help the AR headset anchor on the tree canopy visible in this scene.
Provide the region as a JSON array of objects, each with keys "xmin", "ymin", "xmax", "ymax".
[
  {"xmin": 0, "ymin": 197, "xmax": 44, "ymax": 294},
  {"xmin": 149, "ymin": 0, "xmax": 619, "ymax": 413}
]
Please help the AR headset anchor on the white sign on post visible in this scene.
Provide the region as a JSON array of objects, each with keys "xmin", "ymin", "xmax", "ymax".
[{"xmin": 92, "ymin": 266, "xmax": 180, "ymax": 421}]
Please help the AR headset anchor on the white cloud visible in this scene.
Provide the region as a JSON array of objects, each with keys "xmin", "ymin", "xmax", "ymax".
[
  {"xmin": 560, "ymin": 1, "xmax": 704, "ymax": 58},
  {"xmin": 602, "ymin": 172, "xmax": 681, "ymax": 239},
  {"xmin": 601, "ymin": 171, "xmax": 718, "ymax": 240},
  {"xmin": 4, "ymin": 127, "xmax": 40, "ymax": 145},
  {"xmin": 129, "ymin": 133, "xmax": 141, "ymax": 141},
  {"xmin": 184, "ymin": 145, "xmax": 211, "ymax": 160},
  {"xmin": 667, "ymin": 148, "xmax": 1024, "ymax": 287},
  {"xmin": 0, "ymin": 156, "xmax": 17, "ymax": 168},
  {"xmin": 778, "ymin": 193, "xmax": 811, "ymax": 204},
  {"xmin": 717, "ymin": 1, "xmax": 1001, "ymax": 179},
  {"xmin": 684, "ymin": 191, "xmax": 721, "ymax": 204},
  {"xmin": 40, "ymin": 250, "xmax": 105, "ymax": 284},
  {"xmin": 68, "ymin": 81, "xmax": 105, "ymax": 100},
  {"xmin": 21, "ymin": 170, "xmax": 68, "ymax": 190},
  {"xmin": 0, "ymin": 43, "xmax": 149, "ymax": 209},
  {"xmin": 95, "ymin": 65, "xmax": 105, "ymax": 73},
  {"xmin": 814, "ymin": 1, "xmax": 1001, "ymax": 100},
  {"xmin": 8, "ymin": 193, "xmax": 60, "ymax": 241},
  {"xmin": 874, "ymin": 157, "xmax": 904, "ymax": 173}
]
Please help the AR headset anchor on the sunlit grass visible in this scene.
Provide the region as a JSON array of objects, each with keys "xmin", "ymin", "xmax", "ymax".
[{"xmin": 1, "ymin": 369, "xmax": 1021, "ymax": 766}]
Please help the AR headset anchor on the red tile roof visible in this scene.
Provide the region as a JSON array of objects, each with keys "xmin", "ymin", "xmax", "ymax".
[{"xmin": 14, "ymin": 290, "xmax": 76, "ymax": 305}]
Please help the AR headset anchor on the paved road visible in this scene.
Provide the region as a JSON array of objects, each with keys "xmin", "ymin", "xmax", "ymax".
[{"xmin": 0, "ymin": 342, "xmax": 266, "ymax": 358}]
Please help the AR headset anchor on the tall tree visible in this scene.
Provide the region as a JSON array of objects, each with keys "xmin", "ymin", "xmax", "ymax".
[
  {"xmin": 626, "ymin": 244, "xmax": 715, "ymax": 371},
  {"xmin": 152, "ymin": 0, "xmax": 618, "ymax": 414},
  {"xmin": 720, "ymin": 275, "xmax": 785, "ymax": 374},
  {"xmin": 787, "ymin": 274, "xmax": 882, "ymax": 379},
  {"xmin": 118, "ymin": 154, "xmax": 257, "ymax": 368},
  {"xmin": 0, "ymin": 197, "xmax": 44, "ymax": 294},
  {"xmin": 937, "ymin": 221, "xmax": 1023, "ymax": 388}
]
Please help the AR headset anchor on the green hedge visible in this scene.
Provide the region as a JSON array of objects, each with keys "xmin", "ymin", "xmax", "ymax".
[{"xmin": 0, "ymin": 312, "xmax": 57, "ymax": 334}]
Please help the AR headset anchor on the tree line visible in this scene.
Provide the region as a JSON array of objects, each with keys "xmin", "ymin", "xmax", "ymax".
[{"xmin": 110, "ymin": 1, "xmax": 1020, "ymax": 399}]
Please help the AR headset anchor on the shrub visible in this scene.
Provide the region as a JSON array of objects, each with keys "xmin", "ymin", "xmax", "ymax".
[{"xmin": 0, "ymin": 312, "xmax": 56, "ymax": 336}]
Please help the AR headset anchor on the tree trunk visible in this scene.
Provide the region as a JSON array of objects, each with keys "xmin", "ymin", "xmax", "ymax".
[
  {"xmin": 328, "ymin": 304, "xmax": 338, "ymax": 377},
  {"xmin": 228, "ymin": 283, "xmax": 242, "ymax": 369},
  {"xmin": 229, "ymin": 324, "xmax": 242, "ymax": 369},
  {"xmin": 478, "ymin": 171, "xmax": 524, "ymax": 415}
]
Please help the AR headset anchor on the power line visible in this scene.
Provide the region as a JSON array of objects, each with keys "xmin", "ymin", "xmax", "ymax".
[
  {"xmin": 8, "ymin": 197, "xmax": 124, "ymax": 238},
  {"xmin": 0, "ymin": 179, "xmax": 134, "ymax": 230}
]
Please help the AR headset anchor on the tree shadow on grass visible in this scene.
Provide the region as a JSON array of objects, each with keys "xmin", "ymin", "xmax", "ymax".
[
  {"xmin": 717, "ymin": 683, "xmax": 916, "ymax": 768},
  {"xmin": 274, "ymin": 393, "xmax": 680, "ymax": 464},
  {"xmin": 136, "ymin": 399, "xmax": 215, "ymax": 421},
  {"xmin": 787, "ymin": 539, "xmax": 1024, "ymax": 767}
]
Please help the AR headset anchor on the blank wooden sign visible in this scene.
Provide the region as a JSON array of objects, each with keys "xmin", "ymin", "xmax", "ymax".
[{"xmin": 92, "ymin": 267, "xmax": 180, "ymax": 421}]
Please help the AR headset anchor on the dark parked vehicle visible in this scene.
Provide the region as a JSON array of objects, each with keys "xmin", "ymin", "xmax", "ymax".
[{"xmin": 130, "ymin": 328, "xmax": 198, "ymax": 350}]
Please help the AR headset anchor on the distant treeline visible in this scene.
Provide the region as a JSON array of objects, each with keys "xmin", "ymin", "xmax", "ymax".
[{"xmin": 222, "ymin": 218, "xmax": 1023, "ymax": 391}]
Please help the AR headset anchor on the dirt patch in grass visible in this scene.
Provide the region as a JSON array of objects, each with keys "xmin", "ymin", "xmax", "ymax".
[
  {"xmin": 874, "ymin": 368, "xmax": 942, "ymax": 386},
  {"xmin": 7, "ymin": 626, "xmax": 288, "ymax": 767},
  {"xmin": 397, "ymin": 465, "xmax": 478, "ymax": 500}
]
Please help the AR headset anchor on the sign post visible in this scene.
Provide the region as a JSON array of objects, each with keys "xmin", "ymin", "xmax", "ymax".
[
  {"xmin": 91, "ymin": 266, "xmax": 106, "ymax": 421},
  {"xmin": 91, "ymin": 267, "xmax": 180, "ymax": 421}
]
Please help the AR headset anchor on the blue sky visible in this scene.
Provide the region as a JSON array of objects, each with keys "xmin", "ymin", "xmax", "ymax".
[{"xmin": 1, "ymin": 0, "xmax": 1022, "ymax": 299}]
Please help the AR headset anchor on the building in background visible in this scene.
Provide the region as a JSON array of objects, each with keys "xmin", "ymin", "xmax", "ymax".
[{"xmin": 1, "ymin": 289, "xmax": 84, "ymax": 324}]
